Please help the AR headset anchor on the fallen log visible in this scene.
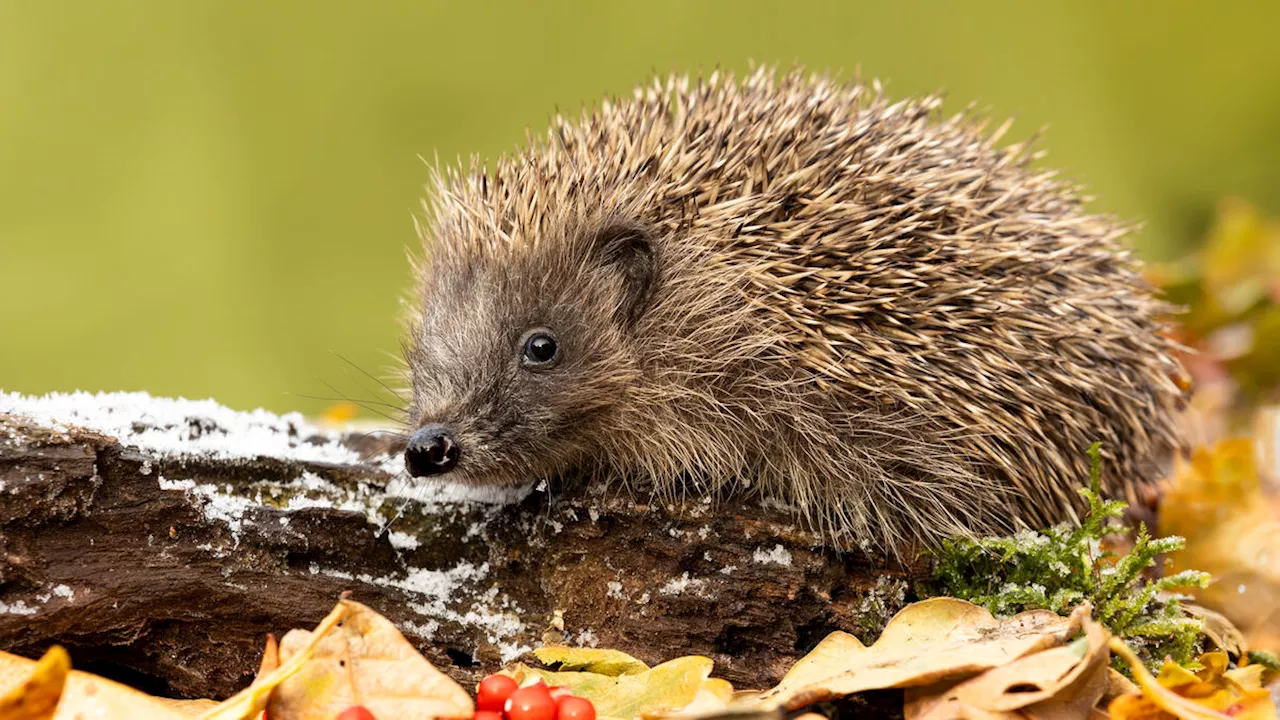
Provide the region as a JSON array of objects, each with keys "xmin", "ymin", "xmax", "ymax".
[{"xmin": 0, "ymin": 391, "xmax": 924, "ymax": 701}]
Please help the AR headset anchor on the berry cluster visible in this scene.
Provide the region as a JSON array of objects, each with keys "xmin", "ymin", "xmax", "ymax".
[
  {"xmin": 331, "ymin": 674, "xmax": 598, "ymax": 720},
  {"xmin": 476, "ymin": 674, "xmax": 597, "ymax": 720}
]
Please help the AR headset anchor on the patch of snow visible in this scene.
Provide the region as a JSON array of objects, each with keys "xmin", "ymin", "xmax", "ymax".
[
  {"xmin": 574, "ymin": 629, "xmax": 600, "ymax": 647},
  {"xmin": 312, "ymin": 560, "xmax": 530, "ymax": 663},
  {"xmin": 401, "ymin": 618, "xmax": 442, "ymax": 637},
  {"xmin": 606, "ymin": 581, "xmax": 625, "ymax": 599},
  {"xmin": 50, "ymin": 584, "xmax": 74, "ymax": 600},
  {"xmin": 170, "ymin": 481, "xmax": 261, "ymax": 542},
  {"xmin": 752, "ymin": 544, "xmax": 792, "ymax": 566},
  {"xmin": 157, "ymin": 476, "xmax": 195, "ymax": 491},
  {"xmin": 659, "ymin": 572, "xmax": 707, "ymax": 597},
  {"xmin": 0, "ymin": 600, "xmax": 37, "ymax": 615},
  {"xmin": 388, "ymin": 531, "xmax": 420, "ymax": 550},
  {"xmin": 0, "ymin": 390, "xmax": 363, "ymax": 466}
]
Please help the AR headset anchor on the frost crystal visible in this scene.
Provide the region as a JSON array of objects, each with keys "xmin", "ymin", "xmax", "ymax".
[{"xmin": 752, "ymin": 544, "xmax": 792, "ymax": 566}]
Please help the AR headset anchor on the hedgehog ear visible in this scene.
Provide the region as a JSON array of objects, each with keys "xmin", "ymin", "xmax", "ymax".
[{"xmin": 591, "ymin": 221, "xmax": 658, "ymax": 327}]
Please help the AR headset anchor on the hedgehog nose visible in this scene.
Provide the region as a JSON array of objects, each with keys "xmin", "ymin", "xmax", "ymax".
[{"xmin": 405, "ymin": 424, "xmax": 460, "ymax": 477}]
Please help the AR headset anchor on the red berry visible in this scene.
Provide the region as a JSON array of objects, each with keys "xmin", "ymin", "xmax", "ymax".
[
  {"xmin": 557, "ymin": 696, "xmax": 596, "ymax": 720},
  {"xmin": 476, "ymin": 674, "xmax": 520, "ymax": 712},
  {"xmin": 505, "ymin": 683, "xmax": 557, "ymax": 720},
  {"xmin": 335, "ymin": 706, "xmax": 377, "ymax": 720},
  {"xmin": 548, "ymin": 686, "xmax": 573, "ymax": 701},
  {"xmin": 474, "ymin": 712, "xmax": 504, "ymax": 720}
]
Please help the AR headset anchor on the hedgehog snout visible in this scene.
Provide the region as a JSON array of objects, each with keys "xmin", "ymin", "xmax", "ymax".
[{"xmin": 405, "ymin": 423, "xmax": 461, "ymax": 477}]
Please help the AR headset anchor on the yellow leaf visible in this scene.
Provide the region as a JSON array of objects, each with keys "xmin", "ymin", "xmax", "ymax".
[
  {"xmin": 764, "ymin": 631, "xmax": 867, "ymax": 704},
  {"xmin": 156, "ymin": 696, "xmax": 221, "ymax": 717},
  {"xmin": 264, "ymin": 599, "xmax": 472, "ymax": 720},
  {"xmin": 1161, "ymin": 439, "xmax": 1280, "ymax": 653},
  {"xmin": 1202, "ymin": 198, "xmax": 1280, "ymax": 317},
  {"xmin": 533, "ymin": 646, "xmax": 650, "ymax": 676},
  {"xmin": 0, "ymin": 648, "xmax": 191, "ymax": 720},
  {"xmin": 1108, "ymin": 639, "xmax": 1278, "ymax": 720},
  {"xmin": 0, "ymin": 646, "xmax": 70, "ymax": 720},
  {"xmin": 507, "ymin": 656, "xmax": 715, "ymax": 720},
  {"xmin": 201, "ymin": 600, "xmax": 349, "ymax": 720},
  {"xmin": 645, "ymin": 678, "xmax": 737, "ymax": 719}
]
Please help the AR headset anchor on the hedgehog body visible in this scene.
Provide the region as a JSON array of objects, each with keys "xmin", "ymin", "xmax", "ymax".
[{"xmin": 404, "ymin": 68, "xmax": 1188, "ymax": 551}]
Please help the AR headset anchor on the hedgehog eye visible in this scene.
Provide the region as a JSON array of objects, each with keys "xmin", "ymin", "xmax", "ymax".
[{"xmin": 520, "ymin": 329, "xmax": 559, "ymax": 368}]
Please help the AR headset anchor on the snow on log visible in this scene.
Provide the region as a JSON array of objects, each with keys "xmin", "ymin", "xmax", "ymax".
[{"xmin": 0, "ymin": 391, "xmax": 923, "ymax": 699}]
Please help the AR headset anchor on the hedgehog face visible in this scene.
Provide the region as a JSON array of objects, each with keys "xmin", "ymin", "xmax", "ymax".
[{"xmin": 404, "ymin": 220, "xmax": 659, "ymax": 487}]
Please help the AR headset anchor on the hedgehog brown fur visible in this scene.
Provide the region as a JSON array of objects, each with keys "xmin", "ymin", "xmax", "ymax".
[{"xmin": 403, "ymin": 67, "xmax": 1189, "ymax": 552}]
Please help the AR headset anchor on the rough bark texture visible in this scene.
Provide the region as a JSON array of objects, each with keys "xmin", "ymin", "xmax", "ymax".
[{"xmin": 0, "ymin": 401, "xmax": 924, "ymax": 705}]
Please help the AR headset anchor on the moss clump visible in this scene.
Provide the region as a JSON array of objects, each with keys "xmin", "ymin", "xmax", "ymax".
[
  {"xmin": 850, "ymin": 576, "xmax": 909, "ymax": 644},
  {"xmin": 927, "ymin": 443, "xmax": 1211, "ymax": 670}
]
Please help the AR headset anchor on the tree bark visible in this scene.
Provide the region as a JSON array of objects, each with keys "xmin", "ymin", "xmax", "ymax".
[{"xmin": 0, "ymin": 399, "xmax": 925, "ymax": 702}]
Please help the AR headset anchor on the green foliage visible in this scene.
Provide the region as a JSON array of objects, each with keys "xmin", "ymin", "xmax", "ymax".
[
  {"xmin": 927, "ymin": 443, "xmax": 1211, "ymax": 670},
  {"xmin": 1248, "ymin": 649, "xmax": 1280, "ymax": 673}
]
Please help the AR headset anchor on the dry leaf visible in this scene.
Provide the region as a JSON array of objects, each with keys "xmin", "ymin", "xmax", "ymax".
[
  {"xmin": 905, "ymin": 605, "xmax": 1110, "ymax": 720},
  {"xmin": 256, "ymin": 633, "xmax": 281, "ymax": 678},
  {"xmin": 0, "ymin": 646, "xmax": 70, "ymax": 720},
  {"xmin": 0, "ymin": 648, "xmax": 190, "ymax": 720},
  {"xmin": 758, "ymin": 598, "xmax": 1076, "ymax": 710},
  {"xmin": 264, "ymin": 599, "xmax": 472, "ymax": 720},
  {"xmin": 1108, "ymin": 641, "xmax": 1278, "ymax": 720},
  {"xmin": 650, "ymin": 678, "xmax": 737, "ymax": 719},
  {"xmin": 1161, "ymin": 439, "xmax": 1280, "ymax": 653},
  {"xmin": 244, "ymin": 633, "xmax": 281, "ymax": 720},
  {"xmin": 768, "ymin": 631, "xmax": 866, "ymax": 701},
  {"xmin": 201, "ymin": 601, "xmax": 349, "ymax": 720},
  {"xmin": 157, "ymin": 696, "xmax": 221, "ymax": 717},
  {"xmin": 1184, "ymin": 604, "xmax": 1249, "ymax": 657}
]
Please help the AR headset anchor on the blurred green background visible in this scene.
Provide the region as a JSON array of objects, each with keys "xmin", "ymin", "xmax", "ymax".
[{"xmin": 2, "ymin": 1, "xmax": 1278, "ymax": 416}]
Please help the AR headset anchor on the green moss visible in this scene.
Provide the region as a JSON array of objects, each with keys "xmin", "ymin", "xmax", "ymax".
[
  {"xmin": 925, "ymin": 443, "xmax": 1211, "ymax": 671},
  {"xmin": 850, "ymin": 576, "xmax": 909, "ymax": 644}
]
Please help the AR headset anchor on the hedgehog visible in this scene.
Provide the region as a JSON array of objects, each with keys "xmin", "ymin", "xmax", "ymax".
[{"xmin": 400, "ymin": 67, "xmax": 1188, "ymax": 552}]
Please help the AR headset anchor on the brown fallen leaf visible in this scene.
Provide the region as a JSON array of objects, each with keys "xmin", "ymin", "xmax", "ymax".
[
  {"xmin": 257, "ymin": 633, "xmax": 281, "ymax": 678},
  {"xmin": 1184, "ymin": 604, "xmax": 1248, "ymax": 657},
  {"xmin": 904, "ymin": 604, "xmax": 1110, "ymax": 720},
  {"xmin": 244, "ymin": 633, "xmax": 281, "ymax": 720},
  {"xmin": 758, "ymin": 598, "xmax": 1076, "ymax": 710},
  {"xmin": 265, "ymin": 599, "xmax": 472, "ymax": 720},
  {"xmin": 0, "ymin": 646, "xmax": 70, "ymax": 720}
]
